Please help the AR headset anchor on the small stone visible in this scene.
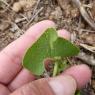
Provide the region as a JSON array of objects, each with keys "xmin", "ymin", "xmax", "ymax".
[
  {"xmin": 50, "ymin": 7, "xmax": 62, "ymax": 19},
  {"xmin": 12, "ymin": 2, "xmax": 22, "ymax": 12},
  {"xmin": 71, "ymin": 8, "xmax": 80, "ymax": 18}
]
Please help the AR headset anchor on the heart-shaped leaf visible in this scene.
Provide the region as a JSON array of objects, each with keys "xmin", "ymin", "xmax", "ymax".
[{"xmin": 22, "ymin": 28, "xmax": 80, "ymax": 75}]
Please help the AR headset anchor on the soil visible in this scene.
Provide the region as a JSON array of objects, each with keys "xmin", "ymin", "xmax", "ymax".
[{"xmin": 0, "ymin": 0, "xmax": 95, "ymax": 95}]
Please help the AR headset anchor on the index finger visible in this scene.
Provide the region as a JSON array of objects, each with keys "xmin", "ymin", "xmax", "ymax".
[{"xmin": 0, "ymin": 20, "xmax": 55, "ymax": 84}]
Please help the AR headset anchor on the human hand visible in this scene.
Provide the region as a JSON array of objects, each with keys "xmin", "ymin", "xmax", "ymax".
[{"xmin": 0, "ymin": 20, "xmax": 91, "ymax": 95}]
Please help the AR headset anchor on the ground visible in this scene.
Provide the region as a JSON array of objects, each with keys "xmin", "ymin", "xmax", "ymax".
[{"xmin": 0, "ymin": 0, "xmax": 95, "ymax": 95}]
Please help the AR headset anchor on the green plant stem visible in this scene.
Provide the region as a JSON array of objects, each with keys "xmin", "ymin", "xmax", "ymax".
[
  {"xmin": 75, "ymin": 90, "xmax": 81, "ymax": 95},
  {"xmin": 53, "ymin": 62, "xmax": 58, "ymax": 77}
]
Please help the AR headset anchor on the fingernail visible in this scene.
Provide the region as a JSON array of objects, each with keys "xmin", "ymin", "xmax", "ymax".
[
  {"xmin": 49, "ymin": 75, "xmax": 77, "ymax": 95},
  {"xmin": 58, "ymin": 29, "xmax": 71, "ymax": 40}
]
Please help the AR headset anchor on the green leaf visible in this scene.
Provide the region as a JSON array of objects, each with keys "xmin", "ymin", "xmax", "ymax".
[
  {"xmin": 23, "ymin": 28, "xmax": 80, "ymax": 75},
  {"xmin": 75, "ymin": 90, "xmax": 81, "ymax": 95}
]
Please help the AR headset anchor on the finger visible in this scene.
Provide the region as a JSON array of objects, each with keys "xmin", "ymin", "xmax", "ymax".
[
  {"xmin": 0, "ymin": 20, "xmax": 55, "ymax": 84},
  {"xmin": 8, "ymin": 69, "xmax": 35, "ymax": 91},
  {"xmin": 63, "ymin": 64, "xmax": 92, "ymax": 88},
  {"xmin": 10, "ymin": 75, "xmax": 76, "ymax": 95},
  {"xmin": 0, "ymin": 84, "xmax": 10, "ymax": 95},
  {"xmin": 57, "ymin": 29, "xmax": 70, "ymax": 40},
  {"xmin": 49, "ymin": 76, "xmax": 76, "ymax": 95},
  {"xmin": 10, "ymin": 65, "xmax": 91, "ymax": 95},
  {"xmin": 8, "ymin": 29, "xmax": 70, "ymax": 91}
]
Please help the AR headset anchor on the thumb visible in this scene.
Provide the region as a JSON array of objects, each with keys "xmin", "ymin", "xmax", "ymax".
[
  {"xmin": 49, "ymin": 75, "xmax": 77, "ymax": 95},
  {"xmin": 10, "ymin": 75, "xmax": 76, "ymax": 95}
]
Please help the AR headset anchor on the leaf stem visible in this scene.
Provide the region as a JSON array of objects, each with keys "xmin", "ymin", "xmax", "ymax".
[
  {"xmin": 75, "ymin": 90, "xmax": 81, "ymax": 95},
  {"xmin": 53, "ymin": 61, "xmax": 58, "ymax": 77}
]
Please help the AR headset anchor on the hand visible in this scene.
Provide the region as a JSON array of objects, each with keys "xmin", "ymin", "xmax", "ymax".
[{"xmin": 0, "ymin": 20, "xmax": 91, "ymax": 95}]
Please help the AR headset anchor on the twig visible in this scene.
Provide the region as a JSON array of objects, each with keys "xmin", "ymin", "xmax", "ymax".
[
  {"xmin": 25, "ymin": 7, "xmax": 43, "ymax": 27},
  {"xmin": 80, "ymin": 43, "xmax": 95, "ymax": 53},
  {"xmin": 24, "ymin": 0, "xmax": 42, "ymax": 28},
  {"xmin": 66, "ymin": 57, "xmax": 72, "ymax": 65},
  {"xmin": 0, "ymin": 0, "xmax": 10, "ymax": 7},
  {"xmin": 32, "ymin": 0, "xmax": 41, "ymax": 15},
  {"xmin": 72, "ymin": 0, "xmax": 95, "ymax": 30},
  {"xmin": 19, "ymin": 14, "xmax": 29, "ymax": 22},
  {"xmin": 15, "ymin": 17, "xmax": 28, "ymax": 23},
  {"xmin": 76, "ymin": 52, "xmax": 95, "ymax": 65},
  {"xmin": 80, "ymin": 29, "xmax": 95, "ymax": 33},
  {"xmin": 0, "ymin": 0, "xmax": 14, "ymax": 11}
]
